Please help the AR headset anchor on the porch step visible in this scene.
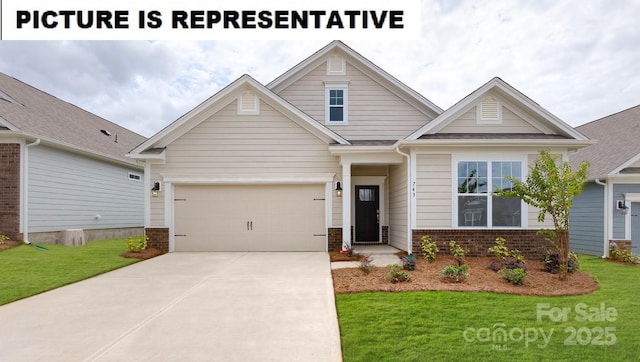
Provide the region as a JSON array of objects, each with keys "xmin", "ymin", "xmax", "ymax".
[{"xmin": 331, "ymin": 245, "xmax": 402, "ymax": 270}]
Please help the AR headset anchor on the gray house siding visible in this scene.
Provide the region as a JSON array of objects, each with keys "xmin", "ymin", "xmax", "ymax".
[
  {"xmin": 27, "ymin": 145, "xmax": 144, "ymax": 233},
  {"xmin": 612, "ymin": 184, "xmax": 640, "ymax": 239},
  {"xmin": 570, "ymin": 182, "xmax": 604, "ymax": 255}
]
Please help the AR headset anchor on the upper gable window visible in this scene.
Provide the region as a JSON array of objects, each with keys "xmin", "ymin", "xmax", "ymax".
[
  {"xmin": 326, "ymin": 55, "xmax": 346, "ymax": 75},
  {"xmin": 325, "ymin": 83, "xmax": 348, "ymax": 124},
  {"xmin": 477, "ymin": 96, "xmax": 502, "ymax": 124},
  {"xmin": 237, "ymin": 91, "xmax": 260, "ymax": 115}
]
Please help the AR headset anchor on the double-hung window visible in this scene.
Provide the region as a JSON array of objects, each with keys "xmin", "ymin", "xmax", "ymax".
[
  {"xmin": 457, "ymin": 161, "xmax": 522, "ymax": 227},
  {"xmin": 325, "ymin": 83, "xmax": 348, "ymax": 124}
]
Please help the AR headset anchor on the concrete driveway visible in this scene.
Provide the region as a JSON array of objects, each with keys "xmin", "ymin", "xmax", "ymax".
[{"xmin": 0, "ymin": 252, "xmax": 342, "ymax": 361}]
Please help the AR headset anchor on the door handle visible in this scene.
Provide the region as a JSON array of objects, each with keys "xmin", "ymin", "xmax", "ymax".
[
  {"xmin": 247, "ymin": 221, "xmax": 250, "ymax": 231},
  {"xmin": 250, "ymin": 221, "xmax": 253, "ymax": 230},
  {"xmin": 376, "ymin": 209, "xmax": 380, "ymax": 223}
]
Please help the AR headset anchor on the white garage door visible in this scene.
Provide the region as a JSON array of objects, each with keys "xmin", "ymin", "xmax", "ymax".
[{"xmin": 174, "ymin": 184, "xmax": 326, "ymax": 251}]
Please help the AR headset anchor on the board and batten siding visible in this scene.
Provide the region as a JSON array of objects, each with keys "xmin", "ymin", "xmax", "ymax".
[
  {"xmin": 440, "ymin": 106, "xmax": 542, "ymax": 134},
  {"xmin": 276, "ymin": 60, "xmax": 432, "ymax": 140},
  {"xmin": 415, "ymin": 153, "xmax": 452, "ymax": 228},
  {"xmin": 388, "ymin": 160, "xmax": 408, "ymax": 250},
  {"xmin": 149, "ymin": 100, "xmax": 342, "ymax": 227},
  {"xmin": 27, "ymin": 145, "xmax": 144, "ymax": 232},
  {"xmin": 569, "ymin": 181, "xmax": 605, "ymax": 255}
]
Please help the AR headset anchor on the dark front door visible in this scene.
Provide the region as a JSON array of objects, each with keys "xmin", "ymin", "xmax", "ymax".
[{"xmin": 355, "ymin": 185, "xmax": 380, "ymax": 242}]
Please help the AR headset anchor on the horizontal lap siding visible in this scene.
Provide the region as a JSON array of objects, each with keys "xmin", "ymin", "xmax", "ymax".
[
  {"xmin": 440, "ymin": 107, "xmax": 541, "ymax": 133},
  {"xmin": 416, "ymin": 154, "xmax": 452, "ymax": 228},
  {"xmin": 277, "ymin": 62, "xmax": 431, "ymax": 140},
  {"xmin": 389, "ymin": 161, "xmax": 408, "ymax": 250},
  {"xmin": 612, "ymin": 184, "xmax": 640, "ymax": 239},
  {"xmin": 28, "ymin": 145, "xmax": 144, "ymax": 232},
  {"xmin": 569, "ymin": 182, "xmax": 605, "ymax": 255},
  {"xmin": 150, "ymin": 100, "xmax": 341, "ymax": 227}
]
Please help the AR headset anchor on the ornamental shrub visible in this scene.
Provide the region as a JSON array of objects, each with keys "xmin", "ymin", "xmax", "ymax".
[{"xmin": 420, "ymin": 235, "xmax": 439, "ymax": 262}]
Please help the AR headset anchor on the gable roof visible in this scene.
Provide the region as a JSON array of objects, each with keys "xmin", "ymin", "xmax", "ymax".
[
  {"xmin": 0, "ymin": 72, "xmax": 146, "ymax": 167},
  {"xmin": 267, "ymin": 40, "xmax": 443, "ymax": 119},
  {"xmin": 570, "ymin": 105, "xmax": 640, "ymax": 179},
  {"xmin": 129, "ymin": 74, "xmax": 349, "ymax": 157},
  {"xmin": 406, "ymin": 77, "xmax": 589, "ymax": 142}
]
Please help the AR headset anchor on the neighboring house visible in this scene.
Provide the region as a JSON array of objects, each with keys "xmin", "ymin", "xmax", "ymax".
[
  {"xmin": 129, "ymin": 41, "xmax": 591, "ymax": 255},
  {"xmin": 0, "ymin": 72, "xmax": 147, "ymax": 244},
  {"xmin": 570, "ymin": 105, "xmax": 640, "ymax": 257}
]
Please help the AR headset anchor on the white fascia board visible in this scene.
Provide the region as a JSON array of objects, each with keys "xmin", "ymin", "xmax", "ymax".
[
  {"xmin": 398, "ymin": 139, "xmax": 594, "ymax": 149},
  {"xmin": 610, "ymin": 151, "xmax": 640, "ymax": 175},
  {"xmin": 0, "ymin": 116, "xmax": 20, "ymax": 131},
  {"xmin": 162, "ymin": 174, "xmax": 335, "ymax": 184}
]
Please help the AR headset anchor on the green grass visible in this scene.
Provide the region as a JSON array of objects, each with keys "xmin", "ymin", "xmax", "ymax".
[
  {"xmin": 0, "ymin": 239, "xmax": 141, "ymax": 306},
  {"xmin": 336, "ymin": 256, "xmax": 640, "ymax": 361}
]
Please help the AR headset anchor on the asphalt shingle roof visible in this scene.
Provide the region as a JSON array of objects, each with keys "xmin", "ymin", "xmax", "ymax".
[
  {"xmin": 0, "ymin": 72, "xmax": 146, "ymax": 165},
  {"xmin": 570, "ymin": 105, "xmax": 640, "ymax": 179}
]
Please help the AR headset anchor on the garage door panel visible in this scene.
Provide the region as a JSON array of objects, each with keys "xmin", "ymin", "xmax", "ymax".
[{"xmin": 174, "ymin": 184, "xmax": 325, "ymax": 251}]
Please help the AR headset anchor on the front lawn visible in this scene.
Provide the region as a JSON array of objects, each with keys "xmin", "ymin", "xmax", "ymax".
[
  {"xmin": 0, "ymin": 239, "xmax": 141, "ymax": 306},
  {"xmin": 336, "ymin": 256, "xmax": 640, "ymax": 361}
]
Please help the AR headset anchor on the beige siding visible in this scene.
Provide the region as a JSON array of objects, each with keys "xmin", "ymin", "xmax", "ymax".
[
  {"xmin": 149, "ymin": 100, "xmax": 341, "ymax": 226},
  {"xmin": 277, "ymin": 61, "xmax": 432, "ymax": 140},
  {"xmin": 527, "ymin": 153, "xmax": 554, "ymax": 228},
  {"xmin": 389, "ymin": 161, "xmax": 408, "ymax": 250},
  {"xmin": 439, "ymin": 106, "xmax": 542, "ymax": 134},
  {"xmin": 416, "ymin": 154, "xmax": 452, "ymax": 228}
]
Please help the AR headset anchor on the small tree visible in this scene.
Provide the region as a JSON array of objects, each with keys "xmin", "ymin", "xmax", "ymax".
[{"xmin": 497, "ymin": 150, "xmax": 588, "ymax": 281}]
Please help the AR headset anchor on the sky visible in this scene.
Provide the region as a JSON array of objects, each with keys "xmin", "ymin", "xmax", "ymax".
[{"xmin": 0, "ymin": 0, "xmax": 639, "ymax": 138}]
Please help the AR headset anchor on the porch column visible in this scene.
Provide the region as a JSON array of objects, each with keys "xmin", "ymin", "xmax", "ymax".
[{"xmin": 342, "ymin": 161, "xmax": 352, "ymax": 249}]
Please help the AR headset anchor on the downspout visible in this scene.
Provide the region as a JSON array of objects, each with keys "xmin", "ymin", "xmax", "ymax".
[
  {"xmin": 594, "ymin": 179, "xmax": 608, "ymax": 258},
  {"xmin": 23, "ymin": 138, "xmax": 41, "ymax": 244},
  {"xmin": 395, "ymin": 146, "xmax": 412, "ymax": 254}
]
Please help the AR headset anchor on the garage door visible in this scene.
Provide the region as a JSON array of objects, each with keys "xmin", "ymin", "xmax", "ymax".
[{"xmin": 174, "ymin": 184, "xmax": 326, "ymax": 251}]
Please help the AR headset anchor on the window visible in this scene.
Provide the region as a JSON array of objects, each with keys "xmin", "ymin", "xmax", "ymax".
[
  {"xmin": 359, "ymin": 188, "xmax": 375, "ymax": 202},
  {"xmin": 128, "ymin": 172, "xmax": 142, "ymax": 182},
  {"xmin": 325, "ymin": 83, "xmax": 348, "ymax": 124},
  {"xmin": 457, "ymin": 161, "xmax": 521, "ymax": 227}
]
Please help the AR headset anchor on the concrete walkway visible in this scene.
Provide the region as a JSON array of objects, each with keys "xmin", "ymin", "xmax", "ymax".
[
  {"xmin": 0, "ymin": 253, "xmax": 342, "ymax": 361},
  {"xmin": 331, "ymin": 245, "xmax": 402, "ymax": 269}
]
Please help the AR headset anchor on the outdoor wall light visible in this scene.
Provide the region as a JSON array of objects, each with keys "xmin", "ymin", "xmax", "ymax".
[
  {"xmin": 336, "ymin": 181, "xmax": 343, "ymax": 197},
  {"xmin": 151, "ymin": 182, "xmax": 161, "ymax": 197},
  {"xmin": 617, "ymin": 200, "xmax": 629, "ymax": 215}
]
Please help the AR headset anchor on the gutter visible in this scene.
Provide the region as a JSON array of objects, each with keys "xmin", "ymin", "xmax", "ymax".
[
  {"xmin": 395, "ymin": 146, "xmax": 413, "ymax": 254},
  {"xmin": 594, "ymin": 179, "xmax": 608, "ymax": 258},
  {"xmin": 23, "ymin": 138, "xmax": 41, "ymax": 244}
]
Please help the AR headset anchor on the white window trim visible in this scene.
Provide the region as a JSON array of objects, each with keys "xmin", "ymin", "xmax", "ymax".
[
  {"xmin": 325, "ymin": 82, "xmax": 349, "ymax": 125},
  {"xmin": 452, "ymin": 153, "xmax": 527, "ymax": 229},
  {"xmin": 476, "ymin": 97, "xmax": 502, "ymax": 125}
]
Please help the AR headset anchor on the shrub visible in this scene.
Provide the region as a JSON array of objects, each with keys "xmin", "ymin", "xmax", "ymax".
[
  {"xmin": 448, "ymin": 240, "xmax": 469, "ymax": 266},
  {"xmin": 386, "ymin": 264, "xmax": 411, "ymax": 284},
  {"xmin": 401, "ymin": 254, "xmax": 416, "ymax": 270},
  {"xmin": 420, "ymin": 235, "xmax": 439, "ymax": 262},
  {"xmin": 126, "ymin": 235, "xmax": 148, "ymax": 252},
  {"xmin": 609, "ymin": 245, "xmax": 640, "ymax": 264},
  {"xmin": 488, "ymin": 237, "xmax": 510, "ymax": 260},
  {"xmin": 358, "ymin": 255, "xmax": 373, "ymax": 274},
  {"xmin": 543, "ymin": 251, "xmax": 580, "ymax": 274},
  {"xmin": 441, "ymin": 264, "xmax": 469, "ymax": 283},
  {"xmin": 0, "ymin": 234, "xmax": 8, "ymax": 245},
  {"xmin": 502, "ymin": 267, "xmax": 527, "ymax": 286}
]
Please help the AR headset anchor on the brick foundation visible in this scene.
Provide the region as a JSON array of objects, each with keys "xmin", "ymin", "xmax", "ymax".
[
  {"xmin": 328, "ymin": 227, "xmax": 342, "ymax": 251},
  {"xmin": 0, "ymin": 144, "xmax": 21, "ymax": 240},
  {"xmin": 382, "ymin": 226, "xmax": 389, "ymax": 244},
  {"xmin": 610, "ymin": 240, "xmax": 631, "ymax": 251},
  {"xmin": 412, "ymin": 229, "xmax": 554, "ymax": 260},
  {"xmin": 145, "ymin": 228, "xmax": 169, "ymax": 252}
]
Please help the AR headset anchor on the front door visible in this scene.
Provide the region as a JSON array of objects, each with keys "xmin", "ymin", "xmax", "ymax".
[{"xmin": 355, "ymin": 185, "xmax": 380, "ymax": 242}]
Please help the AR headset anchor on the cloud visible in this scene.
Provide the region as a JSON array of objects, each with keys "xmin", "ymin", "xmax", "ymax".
[{"xmin": 0, "ymin": 0, "xmax": 638, "ymax": 137}]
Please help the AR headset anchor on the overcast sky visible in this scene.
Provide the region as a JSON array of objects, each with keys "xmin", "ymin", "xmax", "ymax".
[{"xmin": 1, "ymin": 0, "xmax": 638, "ymax": 138}]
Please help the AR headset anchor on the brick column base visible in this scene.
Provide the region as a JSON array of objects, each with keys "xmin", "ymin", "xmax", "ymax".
[
  {"xmin": 0, "ymin": 144, "xmax": 21, "ymax": 241},
  {"xmin": 328, "ymin": 228, "xmax": 342, "ymax": 251},
  {"xmin": 145, "ymin": 228, "xmax": 169, "ymax": 252}
]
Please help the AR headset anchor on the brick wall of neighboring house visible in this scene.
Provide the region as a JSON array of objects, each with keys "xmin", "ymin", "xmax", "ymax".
[
  {"xmin": 0, "ymin": 144, "xmax": 21, "ymax": 240},
  {"xmin": 412, "ymin": 229, "xmax": 553, "ymax": 260},
  {"xmin": 145, "ymin": 228, "xmax": 169, "ymax": 252}
]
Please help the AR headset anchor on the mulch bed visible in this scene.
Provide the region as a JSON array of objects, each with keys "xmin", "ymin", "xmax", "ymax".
[
  {"xmin": 0, "ymin": 239, "xmax": 22, "ymax": 251},
  {"xmin": 120, "ymin": 248, "xmax": 165, "ymax": 259},
  {"xmin": 332, "ymin": 256, "xmax": 599, "ymax": 296}
]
